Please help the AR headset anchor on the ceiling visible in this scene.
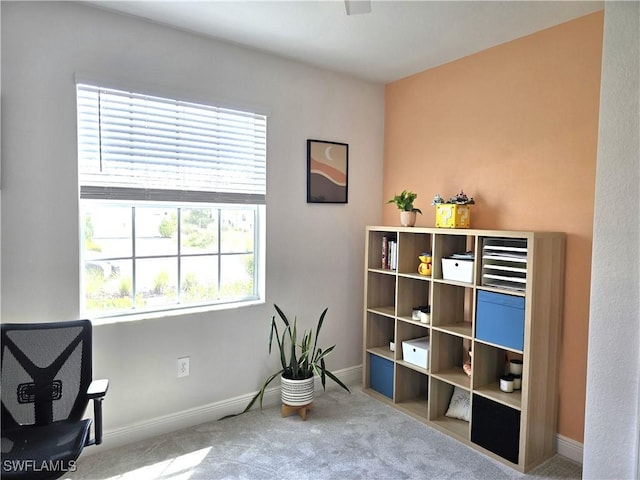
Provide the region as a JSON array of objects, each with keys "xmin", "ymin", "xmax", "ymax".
[{"xmin": 87, "ymin": 1, "xmax": 603, "ymax": 84}]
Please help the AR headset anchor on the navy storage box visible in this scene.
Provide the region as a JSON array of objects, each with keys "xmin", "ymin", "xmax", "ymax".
[
  {"xmin": 369, "ymin": 354, "xmax": 393, "ymax": 399},
  {"xmin": 471, "ymin": 394, "xmax": 521, "ymax": 464},
  {"xmin": 476, "ymin": 291, "xmax": 525, "ymax": 351}
]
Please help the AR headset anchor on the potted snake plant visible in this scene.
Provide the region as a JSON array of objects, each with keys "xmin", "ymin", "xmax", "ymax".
[{"xmin": 226, "ymin": 304, "xmax": 350, "ymax": 417}]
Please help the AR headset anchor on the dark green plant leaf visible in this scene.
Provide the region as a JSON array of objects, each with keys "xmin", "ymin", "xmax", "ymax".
[
  {"xmin": 312, "ymin": 307, "xmax": 327, "ymax": 359},
  {"xmin": 320, "ymin": 356, "xmax": 326, "ymax": 390},
  {"xmin": 268, "ymin": 315, "xmax": 276, "ymax": 354},
  {"xmin": 323, "ymin": 369, "xmax": 351, "ymax": 393},
  {"xmin": 289, "ymin": 320, "xmax": 298, "ymax": 376},
  {"xmin": 314, "ymin": 345, "xmax": 335, "ymax": 366},
  {"xmin": 218, "ymin": 369, "xmax": 284, "ymax": 420},
  {"xmin": 274, "ymin": 304, "xmax": 290, "ymax": 327},
  {"xmin": 274, "ymin": 322, "xmax": 289, "ymax": 371}
]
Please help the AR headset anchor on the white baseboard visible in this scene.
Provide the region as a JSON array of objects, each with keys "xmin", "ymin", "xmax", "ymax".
[
  {"xmin": 85, "ymin": 365, "xmax": 362, "ymax": 455},
  {"xmin": 556, "ymin": 433, "xmax": 584, "ymax": 464},
  {"xmin": 87, "ymin": 365, "xmax": 584, "ymax": 467}
]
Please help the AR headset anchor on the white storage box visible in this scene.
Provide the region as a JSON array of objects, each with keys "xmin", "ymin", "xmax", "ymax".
[
  {"xmin": 402, "ymin": 336, "xmax": 430, "ymax": 369},
  {"xmin": 442, "ymin": 258, "xmax": 474, "ymax": 283}
]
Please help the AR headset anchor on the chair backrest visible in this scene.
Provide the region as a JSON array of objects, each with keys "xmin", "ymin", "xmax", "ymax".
[{"xmin": 1, "ymin": 320, "xmax": 92, "ymax": 428}]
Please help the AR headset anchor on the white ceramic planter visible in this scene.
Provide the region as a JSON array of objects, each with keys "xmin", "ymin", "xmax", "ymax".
[
  {"xmin": 281, "ymin": 376, "xmax": 314, "ymax": 406},
  {"xmin": 400, "ymin": 211, "xmax": 417, "ymax": 227}
]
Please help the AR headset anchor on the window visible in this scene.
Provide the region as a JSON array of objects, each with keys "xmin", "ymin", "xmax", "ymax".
[{"xmin": 77, "ymin": 84, "xmax": 266, "ymax": 318}]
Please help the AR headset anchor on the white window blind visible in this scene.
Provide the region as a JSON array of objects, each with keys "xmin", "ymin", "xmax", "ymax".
[{"xmin": 77, "ymin": 84, "xmax": 267, "ymax": 204}]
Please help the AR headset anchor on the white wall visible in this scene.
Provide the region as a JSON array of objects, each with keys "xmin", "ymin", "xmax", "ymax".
[
  {"xmin": 1, "ymin": 2, "xmax": 384, "ymax": 441},
  {"xmin": 0, "ymin": 0, "xmax": 2, "ymax": 316},
  {"xmin": 583, "ymin": 2, "xmax": 640, "ymax": 479}
]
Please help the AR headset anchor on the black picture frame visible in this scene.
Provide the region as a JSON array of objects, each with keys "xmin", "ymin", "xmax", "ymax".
[{"xmin": 306, "ymin": 139, "xmax": 349, "ymax": 204}]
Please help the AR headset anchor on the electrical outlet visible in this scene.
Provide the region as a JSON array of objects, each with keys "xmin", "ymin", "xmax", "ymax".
[{"xmin": 177, "ymin": 357, "xmax": 190, "ymax": 378}]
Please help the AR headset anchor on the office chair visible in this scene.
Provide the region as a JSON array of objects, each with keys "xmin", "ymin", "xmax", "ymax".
[{"xmin": 1, "ymin": 319, "xmax": 108, "ymax": 479}]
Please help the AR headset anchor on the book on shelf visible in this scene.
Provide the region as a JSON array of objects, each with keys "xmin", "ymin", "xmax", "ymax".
[
  {"xmin": 390, "ymin": 241, "xmax": 397, "ymax": 270},
  {"xmin": 381, "ymin": 235, "xmax": 397, "ymax": 270},
  {"xmin": 382, "ymin": 236, "xmax": 388, "ymax": 269}
]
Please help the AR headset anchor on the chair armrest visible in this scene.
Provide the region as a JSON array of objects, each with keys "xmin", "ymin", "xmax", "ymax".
[
  {"xmin": 87, "ymin": 379, "xmax": 109, "ymax": 399},
  {"xmin": 86, "ymin": 379, "xmax": 109, "ymax": 446}
]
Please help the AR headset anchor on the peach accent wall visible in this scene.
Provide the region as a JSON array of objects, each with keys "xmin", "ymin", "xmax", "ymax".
[{"xmin": 383, "ymin": 12, "xmax": 603, "ymax": 443}]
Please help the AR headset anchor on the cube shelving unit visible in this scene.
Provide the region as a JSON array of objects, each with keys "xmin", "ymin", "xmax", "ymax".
[{"xmin": 362, "ymin": 226, "xmax": 565, "ymax": 472}]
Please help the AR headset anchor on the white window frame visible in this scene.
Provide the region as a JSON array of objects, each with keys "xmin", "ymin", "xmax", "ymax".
[{"xmin": 77, "ymin": 82, "xmax": 267, "ymax": 320}]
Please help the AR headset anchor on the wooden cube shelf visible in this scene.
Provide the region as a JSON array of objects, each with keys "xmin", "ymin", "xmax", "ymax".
[{"xmin": 362, "ymin": 226, "xmax": 565, "ymax": 472}]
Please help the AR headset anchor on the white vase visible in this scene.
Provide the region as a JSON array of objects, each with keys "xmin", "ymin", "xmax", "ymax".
[
  {"xmin": 400, "ymin": 211, "xmax": 417, "ymax": 227},
  {"xmin": 281, "ymin": 375, "xmax": 314, "ymax": 406}
]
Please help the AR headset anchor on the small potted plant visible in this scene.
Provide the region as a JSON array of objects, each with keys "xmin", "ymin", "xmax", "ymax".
[
  {"xmin": 224, "ymin": 304, "xmax": 350, "ymax": 418},
  {"xmin": 387, "ymin": 190, "xmax": 422, "ymax": 227}
]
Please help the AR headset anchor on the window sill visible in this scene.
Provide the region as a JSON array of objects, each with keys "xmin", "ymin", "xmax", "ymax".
[{"xmin": 87, "ymin": 298, "xmax": 265, "ymax": 326}]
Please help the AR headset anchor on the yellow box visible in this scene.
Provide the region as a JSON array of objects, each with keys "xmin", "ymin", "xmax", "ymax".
[{"xmin": 435, "ymin": 204, "xmax": 471, "ymax": 228}]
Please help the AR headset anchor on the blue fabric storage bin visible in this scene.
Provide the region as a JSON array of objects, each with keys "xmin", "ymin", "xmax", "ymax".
[
  {"xmin": 369, "ymin": 354, "xmax": 393, "ymax": 399},
  {"xmin": 476, "ymin": 291, "xmax": 525, "ymax": 351}
]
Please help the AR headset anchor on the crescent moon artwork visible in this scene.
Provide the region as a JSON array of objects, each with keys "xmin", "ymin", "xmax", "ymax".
[{"xmin": 307, "ymin": 139, "xmax": 348, "ymax": 203}]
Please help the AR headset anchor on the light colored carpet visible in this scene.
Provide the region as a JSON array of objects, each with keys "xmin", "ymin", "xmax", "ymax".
[{"xmin": 70, "ymin": 388, "xmax": 582, "ymax": 479}]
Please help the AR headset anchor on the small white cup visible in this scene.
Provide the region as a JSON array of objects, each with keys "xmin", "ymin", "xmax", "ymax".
[
  {"xmin": 509, "ymin": 359, "xmax": 523, "ymax": 375},
  {"xmin": 512, "ymin": 374, "xmax": 522, "ymax": 390},
  {"xmin": 500, "ymin": 375, "xmax": 514, "ymax": 393}
]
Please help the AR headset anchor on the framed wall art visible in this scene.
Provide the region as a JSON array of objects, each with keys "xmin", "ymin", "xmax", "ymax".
[{"xmin": 306, "ymin": 139, "xmax": 349, "ymax": 204}]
